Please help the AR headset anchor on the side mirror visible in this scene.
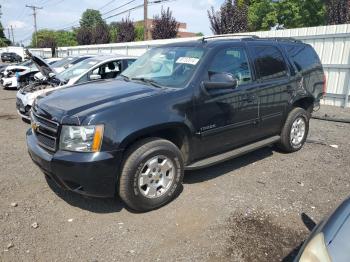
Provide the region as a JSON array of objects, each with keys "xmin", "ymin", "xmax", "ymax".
[
  {"xmin": 48, "ymin": 72, "xmax": 56, "ymax": 78},
  {"xmin": 89, "ymin": 74, "xmax": 101, "ymax": 80},
  {"xmin": 202, "ymin": 72, "xmax": 238, "ymax": 90}
]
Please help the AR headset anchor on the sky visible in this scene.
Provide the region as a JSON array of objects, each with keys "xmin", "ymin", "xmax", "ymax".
[{"xmin": 1, "ymin": 0, "xmax": 220, "ymax": 45}]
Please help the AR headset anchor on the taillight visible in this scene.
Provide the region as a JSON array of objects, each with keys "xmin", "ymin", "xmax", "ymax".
[{"xmin": 322, "ymin": 74, "xmax": 327, "ymax": 97}]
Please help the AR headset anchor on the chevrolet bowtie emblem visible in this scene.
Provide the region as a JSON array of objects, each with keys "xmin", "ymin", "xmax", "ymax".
[{"xmin": 31, "ymin": 121, "xmax": 40, "ymax": 131}]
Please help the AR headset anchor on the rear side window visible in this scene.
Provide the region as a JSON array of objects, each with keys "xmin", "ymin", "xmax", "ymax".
[
  {"xmin": 285, "ymin": 44, "xmax": 320, "ymax": 72},
  {"xmin": 252, "ymin": 46, "xmax": 287, "ymax": 80}
]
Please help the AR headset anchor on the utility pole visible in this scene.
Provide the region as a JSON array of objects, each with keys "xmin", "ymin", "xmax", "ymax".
[
  {"xmin": 144, "ymin": 0, "xmax": 148, "ymax": 40},
  {"xmin": 10, "ymin": 25, "xmax": 14, "ymax": 44},
  {"xmin": 26, "ymin": 5, "xmax": 43, "ymax": 47},
  {"xmin": 7, "ymin": 28, "xmax": 11, "ymax": 40}
]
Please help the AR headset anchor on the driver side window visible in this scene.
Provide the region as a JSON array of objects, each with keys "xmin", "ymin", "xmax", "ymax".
[{"xmin": 208, "ymin": 48, "xmax": 252, "ymax": 87}]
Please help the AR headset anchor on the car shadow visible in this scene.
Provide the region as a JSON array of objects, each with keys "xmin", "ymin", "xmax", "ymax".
[
  {"xmin": 45, "ymin": 175, "xmax": 184, "ymax": 214},
  {"xmin": 44, "ymin": 146, "xmax": 274, "ymax": 213},
  {"xmin": 183, "ymin": 146, "xmax": 274, "ymax": 184},
  {"xmin": 45, "ymin": 175, "xmax": 125, "ymax": 213}
]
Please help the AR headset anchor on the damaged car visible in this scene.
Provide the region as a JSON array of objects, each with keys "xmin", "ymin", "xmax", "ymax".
[
  {"xmin": 1, "ymin": 58, "xmax": 61, "ymax": 90},
  {"xmin": 16, "ymin": 56, "xmax": 92, "ymax": 90},
  {"xmin": 16, "ymin": 54, "xmax": 136, "ymax": 120}
]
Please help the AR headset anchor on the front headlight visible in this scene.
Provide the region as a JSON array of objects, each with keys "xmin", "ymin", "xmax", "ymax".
[
  {"xmin": 59, "ymin": 125, "xmax": 104, "ymax": 152},
  {"xmin": 299, "ymin": 233, "xmax": 331, "ymax": 262}
]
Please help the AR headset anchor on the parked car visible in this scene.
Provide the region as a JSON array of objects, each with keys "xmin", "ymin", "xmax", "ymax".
[
  {"xmin": 26, "ymin": 36, "xmax": 325, "ymax": 211},
  {"xmin": 1, "ymin": 58, "xmax": 62, "ymax": 90},
  {"xmin": 17, "ymin": 54, "xmax": 136, "ymax": 120},
  {"xmin": 16, "ymin": 56, "xmax": 92, "ymax": 90},
  {"xmin": 296, "ymin": 196, "xmax": 350, "ymax": 262},
  {"xmin": 1, "ymin": 52, "xmax": 22, "ymax": 63}
]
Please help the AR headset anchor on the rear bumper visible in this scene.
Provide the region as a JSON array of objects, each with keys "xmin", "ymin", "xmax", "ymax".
[{"xmin": 27, "ymin": 128, "xmax": 123, "ymax": 198}]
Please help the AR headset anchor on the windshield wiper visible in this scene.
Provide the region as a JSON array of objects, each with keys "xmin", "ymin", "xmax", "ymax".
[
  {"xmin": 119, "ymin": 74, "xmax": 130, "ymax": 82},
  {"xmin": 131, "ymin": 77, "xmax": 163, "ymax": 88}
]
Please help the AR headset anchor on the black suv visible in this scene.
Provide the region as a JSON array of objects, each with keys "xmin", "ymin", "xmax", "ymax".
[
  {"xmin": 26, "ymin": 36, "xmax": 325, "ymax": 211},
  {"xmin": 1, "ymin": 52, "xmax": 22, "ymax": 63}
]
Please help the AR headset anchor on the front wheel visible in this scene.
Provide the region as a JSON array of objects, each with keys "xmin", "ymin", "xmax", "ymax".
[
  {"xmin": 119, "ymin": 138, "xmax": 184, "ymax": 212},
  {"xmin": 277, "ymin": 107, "xmax": 309, "ymax": 153}
]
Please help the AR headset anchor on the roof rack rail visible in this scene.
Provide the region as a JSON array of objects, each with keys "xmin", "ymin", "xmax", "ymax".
[
  {"xmin": 258, "ymin": 37, "xmax": 302, "ymax": 43},
  {"xmin": 201, "ymin": 34, "xmax": 259, "ymax": 42}
]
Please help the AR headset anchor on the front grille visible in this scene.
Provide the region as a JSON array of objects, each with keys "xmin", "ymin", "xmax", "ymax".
[{"xmin": 31, "ymin": 111, "xmax": 59, "ymax": 152}]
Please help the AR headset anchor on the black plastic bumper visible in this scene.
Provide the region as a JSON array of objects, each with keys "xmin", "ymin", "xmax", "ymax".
[{"xmin": 26, "ymin": 129, "xmax": 123, "ymax": 197}]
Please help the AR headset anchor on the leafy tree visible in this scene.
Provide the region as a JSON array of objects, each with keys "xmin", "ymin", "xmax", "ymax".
[
  {"xmin": 208, "ymin": 0, "xmax": 248, "ymax": 35},
  {"xmin": 326, "ymin": 0, "xmax": 350, "ymax": 24},
  {"xmin": 76, "ymin": 26, "xmax": 92, "ymax": 45},
  {"xmin": 80, "ymin": 9, "xmax": 104, "ymax": 28},
  {"xmin": 92, "ymin": 22, "xmax": 110, "ymax": 44},
  {"xmin": 31, "ymin": 30, "xmax": 57, "ymax": 48},
  {"xmin": 0, "ymin": 22, "xmax": 11, "ymax": 47},
  {"xmin": 151, "ymin": 7, "xmax": 179, "ymax": 39},
  {"xmin": 109, "ymin": 22, "xmax": 118, "ymax": 42},
  {"xmin": 196, "ymin": 32, "xmax": 204, "ymax": 36},
  {"xmin": 31, "ymin": 29, "xmax": 78, "ymax": 47},
  {"xmin": 55, "ymin": 30, "xmax": 77, "ymax": 46},
  {"xmin": 115, "ymin": 18, "xmax": 136, "ymax": 43},
  {"xmin": 248, "ymin": 0, "xmax": 325, "ymax": 31},
  {"xmin": 135, "ymin": 24, "xmax": 144, "ymax": 41}
]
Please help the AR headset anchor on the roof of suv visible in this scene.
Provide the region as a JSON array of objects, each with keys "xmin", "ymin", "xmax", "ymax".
[{"xmin": 162, "ymin": 36, "xmax": 304, "ymax": 48}]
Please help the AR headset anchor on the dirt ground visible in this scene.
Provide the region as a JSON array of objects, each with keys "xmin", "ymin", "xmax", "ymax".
[{"xmin": 0, "ymin": 87, "xmax": 349, "ymax": 262}]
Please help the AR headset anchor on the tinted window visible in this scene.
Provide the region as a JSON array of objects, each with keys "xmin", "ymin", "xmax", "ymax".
[
  {"xmin": 286, "ymin": 44, "xmax": 320, "ymax": 72},
  {"xmin": 208, "ymin": 47, "xmax": 252, "ymax": 86},
  {"xmin": 252, "ymin": 46, "xmax": 287, "ymax": 80}
]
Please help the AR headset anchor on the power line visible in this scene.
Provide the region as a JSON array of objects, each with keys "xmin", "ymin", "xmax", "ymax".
[{"xmin": 101, "ymin": 0, "xmax": 138, "ymax": 16}]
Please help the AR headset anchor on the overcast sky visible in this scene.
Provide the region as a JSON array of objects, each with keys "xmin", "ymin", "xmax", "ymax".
[{"xmin": 1, "ymin": 0, "xmax": 220, "ymax": 45}]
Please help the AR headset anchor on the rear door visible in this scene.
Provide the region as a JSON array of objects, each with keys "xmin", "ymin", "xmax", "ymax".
[
  {"xmin": 247, "ymin": 43, "xmax": 293, "ymax": 138},
  {"xmin": 194, "ymin": 44, "xmax": 260, "ymax": 158}
]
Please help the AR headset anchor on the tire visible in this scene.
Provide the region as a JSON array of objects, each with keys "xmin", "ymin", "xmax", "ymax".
[
  {"xmin": 277, "ymin": 107, "xmax": 309, "ymax": 153},
  {"xmin": 119, "ymin": 138, "xmax": 184, "ymax": 212}
]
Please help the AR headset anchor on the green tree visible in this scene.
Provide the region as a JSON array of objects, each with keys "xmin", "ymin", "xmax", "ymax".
[
  {"xmin": 80, "ymin": 9, "xmax": 104, "ymax": 28},
  {"xmin": 196, "ymin": 32, "xmax": 204, "ymax": 36},
  {"xmin": 0, "ymin": 22, "xmax": 11, "ymax": 46},
  {"xmin": 55, "ymin": 30, "xmax": 77, "ymax": 46},
  {"xmin": 135, "ymin": 24, "xmax": 144, "ymax": 41},
  {"xmin": 248, "ymin": 0, "xmax": 325, "ymax": 31},
  {"xmin": 31, "ymin": 29, "xmax": 78, "ymax": 48}
]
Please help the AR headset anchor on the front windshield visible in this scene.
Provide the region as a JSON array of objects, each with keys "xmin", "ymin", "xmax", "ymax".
[
  {"xmin": 52, "ymin": 57, "xmax": 74, "ymax": 68},
  {"xmin": 121, "ymin": 46, "xmax": 204, "ymax": 88},
  {"xmin": 57, "ymin": 58, "xmax": 99, "ymax": 81}
]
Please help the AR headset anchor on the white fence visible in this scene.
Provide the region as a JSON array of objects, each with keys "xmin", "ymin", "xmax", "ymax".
[{"xmin": 25, "ymin": 24, "xmax": 350, "ymax": 107}]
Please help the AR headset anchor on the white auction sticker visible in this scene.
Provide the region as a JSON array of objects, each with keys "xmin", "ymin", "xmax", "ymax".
[{"xmin": 176, "ymin": 57, "xmax": 199, "ymax": 65}]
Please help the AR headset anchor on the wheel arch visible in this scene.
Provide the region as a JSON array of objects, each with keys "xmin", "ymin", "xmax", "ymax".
[{"xmin": 119, "ymin": 123, "xmax": 192, "ymax": 164}]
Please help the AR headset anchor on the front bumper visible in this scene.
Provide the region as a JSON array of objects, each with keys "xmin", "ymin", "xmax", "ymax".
[{"xmin": 27, "ymin": 128, "xmax": 123, "ymax": 197}]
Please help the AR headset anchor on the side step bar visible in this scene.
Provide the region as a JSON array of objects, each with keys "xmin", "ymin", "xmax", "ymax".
[{"xmin": 185, "ymin": 136, "xmax": 280, "ymax": 170}]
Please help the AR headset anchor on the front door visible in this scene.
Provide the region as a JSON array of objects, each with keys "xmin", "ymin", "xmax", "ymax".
[{"xmin": 194, "ymin": 45, "xmax": 259, "ymax": 159}]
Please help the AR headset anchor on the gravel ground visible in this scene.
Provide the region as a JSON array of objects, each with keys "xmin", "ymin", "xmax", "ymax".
[{"xmin": 0, "ymin": 88, "xmax": 349, "ymax": 262}]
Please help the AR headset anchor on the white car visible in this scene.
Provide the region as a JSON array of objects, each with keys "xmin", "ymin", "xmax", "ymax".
[{"xmin": 16, "ymin": 54, "xmax": 136, "ymax": 120}]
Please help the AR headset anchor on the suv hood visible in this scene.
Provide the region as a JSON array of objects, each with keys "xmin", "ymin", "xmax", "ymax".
[
  {"xmin": 35, "ymin": 79, "xmax": 162, "ymax": 123},
  {"xmin": 26, "ymin": 50, "xmax": 64, "ymax": 83}
]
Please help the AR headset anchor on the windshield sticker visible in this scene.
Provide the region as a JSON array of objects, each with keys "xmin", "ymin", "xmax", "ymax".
[{"xmin": 176, "ymin": 57, "xmax": 199, "ymax": 65}]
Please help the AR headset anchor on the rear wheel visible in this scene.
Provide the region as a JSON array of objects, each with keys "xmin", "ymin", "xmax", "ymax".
[
  {"xmin": 119, "ymin": 138, "xmax": 184, "ymax": 212},
  {"xmin": 277, "ymin": 107, "xmax": 309, "ymax": 153}
]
